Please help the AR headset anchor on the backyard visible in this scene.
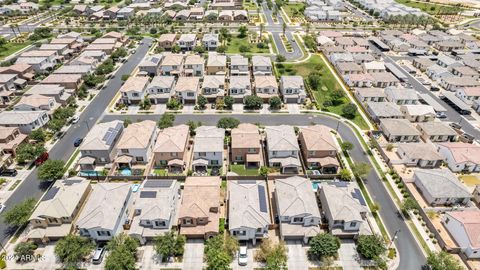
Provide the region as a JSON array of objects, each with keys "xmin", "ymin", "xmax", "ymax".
[
  {"xmin": 395, "ymin": 0, "xmax": 465, "ymax": 15},
  {"xmin": 275, "ymin": 54, "xmax": 369, "ymax": 129},
  {"xmin": 230, "ymin": 164, "xmax": 260, "ymax": 176},
  {"xmin": 283, "ymin": 3, "xmax": 306, "ymax": 21},
  {"xmin": 225, "ymin": 37, "xmax": 271, "ymax": 54},
  {"xmin": 243, "ymin": 0, "xmax": 258, "ymax": 11},
  {"xmin": 0, "ymin": 41, "xmax": 31, "ymax": 60}
]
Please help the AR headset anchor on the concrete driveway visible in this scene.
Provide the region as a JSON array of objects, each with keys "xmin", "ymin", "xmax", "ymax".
[
  {"xmin": 183, "ymin": 239, "xmax": 204, "ymax": 270},
  {"xmin": 232, "ymin": 104, "xmax": 244, "ymax": 114},
  {"xmin": 286, "ymin": 240, "xmax": 308, "ymax": 270},
  {"xmin": 182, "ymin": 104, "xmax": 195, "ymax": 114},
  {"xmin": 287, "ymin": 104, "xmax": 300, "ymax": 114},
  {"xmin": 338, "ymin": 240, "xmax": 362, "ymax": 270}
]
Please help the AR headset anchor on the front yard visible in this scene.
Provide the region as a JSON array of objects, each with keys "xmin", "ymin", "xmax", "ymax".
[
  {"xmin": 230, "ymin": 164, "xmax": 260, "ymax": 176},
  {"xmin": 275, "ymin": 54, "xmax": 369, "ymax": 130}
]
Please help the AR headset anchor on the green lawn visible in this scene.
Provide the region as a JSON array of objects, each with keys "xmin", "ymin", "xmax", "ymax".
[
  {"xmin": 153, "ymin": 168, "xmax": 168, "ymax": 176},
  {"xmin": 395, "ymin": 0, "xmax": 464, "ymax": 15},
  {"xmin": 283, "ymin": 3, "xmax": 306, "ymax": 21},
  {"xmin": 243, "ymin": 0, "xmax": 258, "ymax": 11},
  {"xmin": 0, "ymin": 42, "xmax": 31, "ymax": 60},
  {"xmin": 230, "ymin": 164, "xmax": 260, "ymax": 176},
  {"xmin": 225, "ymin": 37, "xmax": 270, "ymax": 54},
  {"xmin": 275, "ymin": 54, "xmax": 369, "ymax": 130}
]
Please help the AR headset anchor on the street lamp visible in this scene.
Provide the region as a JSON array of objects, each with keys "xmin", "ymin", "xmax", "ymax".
[
  {"xmin": 335, "ymin": 120, "xmax": 340, "ymax": 132},
  {"xmin": 388, "ymin": 229, "xmax": 401, "ymax": 249}
]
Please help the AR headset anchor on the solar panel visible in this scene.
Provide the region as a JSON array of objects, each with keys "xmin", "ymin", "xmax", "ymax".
[
  {"xmin": 238, "ymin": 180, "xmax": 257, "ymax": 185},
  {"xmin": 352, "ymin": 188, "xmax": 367, "ymax": 206},
  {"xmin": 331, "ymin": 181, "xmax": 348, "ymax": 188},
  {"xmin": 258, "ymin": 185, "xmax": 268, "ymax": 213},
  {"xmin": 63, "ymin": 179, "xmax": 83, "ymax": 185},
  {"xmin": 102, "ymin": 131, "xmax": 112, "ymax": 142},
  {"xmin": 140, "ymin": 191, "xmax": 157, "ymax": 198},
  {"xmin": 42, "ymin": 187, "xmax": 60, "ymax": 201},
  {"xmin": 144, "ymin": 180, "xmax": 173, "ymax": 188}
]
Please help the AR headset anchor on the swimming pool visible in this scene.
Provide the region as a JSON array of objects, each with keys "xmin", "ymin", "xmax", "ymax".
[
  {"xmin": 79, "ymin": 170, "xmax": 99, "ymax": 177},
  {"xmin": 120, "ymin": 168, "xmax": 132, "ymax": 176},
  {"xmin": 312, "ymin": 181, "xmax": 320, "ymax": 191}
]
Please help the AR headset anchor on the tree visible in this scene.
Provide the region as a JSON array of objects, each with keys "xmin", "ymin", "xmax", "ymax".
[
  {"xmin": 351, "ymin": 162, "xmax": 371, "ymax": 179},
  {"xmin": 187, "ymin": 120, "xmax": 202, "ymax": 136},
  {"xmin": 260, "ymin": 166, "xmax": 269, "ymax": 177},
  {"xmin": 121, "ymin": 74, "xmax": 130, "ymax": 81},
  {"xmin": 194, "ymin": 45, "xmax": 206, "ymax": 54},
  {"xmin": 216, "ymin": 45, "xmax": 227, "ymax": 53},
  {"xmin": 340, "ymin": 141, "xmax": 354, "ymax": 151},
  {"xmin": 37, "ymin": 160, "xmax": 65, "ymax": 182},
  {"xmin": 269, "ymin": 96, "xmax": 282, "ymax": 110},
  {"xmin": 342, "ymin": 103, "xmax": 357, "ymax": 119},
  {"xmin": 55, "ymin": 235, "xmax": 95, "ymax": 269},
  {"xmin": 309, "ymin": 233, "xmax": 340, "ymax": 259},
  {"xmin": 216, "ymin": 98, "xmax": 225, "ymax": 110},
  {"xmin": 224, "ymin": 96, "xmax": 234, "ymax": 110},
  {"xmin": 238, "ymin": 25, "xmax": 248, "ymax": 38},
  {"xmin": 197, "ymin": 95, "xmax": 207, "ymax": 109},
  {"xmin": 14, "ymin": 242, "xmax": 37, "ymax": 260},
  {"xmin": 282, "ymin": 22, "xmax": 287, "ymax": 35},
  {"xmin": 123, "ymin": 118, "xmax": 132, "ymax": 127},
  {"xmin": 2, "ymin": 198, "xmax": 36, "ymax": 227},
  {"xmin": 356, "ymin": 234, "xmax": 386, "ymax": 260},
  {"xmin": 239, "ymin": 44, "xmax": 251, "ymax": 53},
  {"xmin": 166, "ymin": 98, "xmax": 182, "ymax": 110},
  {"xmin": 154, "ymin": 231, "xmax": 186, "ymax": 261},
  {"xmin": 30, "ymin": 128, "xmax": 46, "ymax": 142},
  {"xmin": 427, "ymin": 251, "xmax": 464, "ymax": 270},
  {"xmin": 158, "ymin": 113, "xmax": 175, "ymax": 129},
  {"xmin": 217, "ymin": 117, "xmax": 240, "ymax": 129},
  {"xmin": 401, "ymin": 197, "xmax": 419, "ymax": 217},
  {"xmin": 204, "ymin": 234, "xmax": 238, "ymax": 270},
  {"xmin": 255, "ymin": 239, "xmax": 287, "ymax": 270},
  {"xmin": 0, "ymin": 37, "xmax": 6, "ymax": 49},
  {"xmin": 16, "ymin": 143, "xmax": 46, "ymax": 164},
  {"xmin": 339, "ymin": 168, "xmax": 351, "ymax": 180},
  {"xmin": 140, "ymin": 98, "xmax": 151, "ymax": 110},
  {"xmin": 308, "ymin": 72, "xmax": 322, "ymax": 90},
  {"xmin": 171, "ymin": 44, "xmax": 181, "ymax": 53},
  {"xmin": 244, "ymin": 95, "xmax": 263, "ymax": 110},
  {"xmin": 276, "ymin": 54, "xmax": 286, "ymax": 62},
  {"xmin": 105, "ymin": 234, "xmax": 139, "ymax": 270}
]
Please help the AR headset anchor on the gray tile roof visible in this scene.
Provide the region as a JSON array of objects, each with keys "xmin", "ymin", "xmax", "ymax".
[{"xmin": 414, "ymin": 169, "xmax": 472, "ymax": 199}]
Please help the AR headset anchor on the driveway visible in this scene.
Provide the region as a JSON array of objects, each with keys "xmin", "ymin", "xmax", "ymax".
[
  {"xmin": 261, "ymin": 104, "xmax": 271, "ymax": 114},
  {"xmin": 232, "ymin": 104, "xmax": 244, "ymax": 114},
  {"xmin": 287, "ymin": 104, "xmax": 300, "ymax": 114},
  {"xmin": 183, "ymin": 239, "xmax": 204, "ymax": 270},
  {"xmin": 182, "ymin": 104, "xmax": 195, "ymax": 114},
  {"xmin": 286, "ymin": 240, "xmax": 308, "ymax": 270},
  {"xmin": 154, "ymin": 104, "xmax": 166, "ymax": 114},
  {"xmin": 338, "ymin": 240, "xmax": 362, "ymax": 270}
]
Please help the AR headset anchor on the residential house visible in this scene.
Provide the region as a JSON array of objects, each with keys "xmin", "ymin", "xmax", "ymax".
[
  {"xmin": 117, "ymin": 7, "xmax": 134, "ymax": 19},
  {"xmin": 451, "ymin": 66, "xmax": 479, "ymax": 79},
  {"xmin": 436, "ymin": 142, "xmax": 480, "ymax": 172},
  {"xmin": 119, "ymin": 76, "xmax": 150, "ymax": 105},
  {"xmin": 13, "ymin": 94, "xmax": 56, "ymax": 112},
  {"xmin": 379, "ymin": 119, "xmax": 421, "ymax": 143},
  {"xmin": 202, "ymin": 75, "xmax": 225, "ymax": 102},
  {"xmin": 354, "ymin": 88, "xmax": 386, "ymax": 103},
  {"xmin": 455, "ymin": 87, "xmax": 480, "ymax": 105},
  {"xmin": 265, "ymin": 125, "xmax": 301, "ymax": 174},
  {"xmin": 78, "ymin": 120, "xmax": 124, "ymax": 170},
  {"xmin": 53, "ymin": 65, "xmax": 93, "ymax": 76},
  {"xmin": 27, "ymin": 178, "xmax": 91, "ymax": 243},
  {"xmin": 252, "ymin": 56, "xmax": 273, "ymax": 75},
  {"xmin": 175, "ymin": 77, "xmax": 200, "ymax": 104},
  {"xmin": 416, "ymin": 122, "xmax": 457, "ymax": 142},
  {"xmin": 153, "ymin": 124, "xmax": 189, "ymax": 172},
  {"xmin": 298, "ymin": 125, "xmax": 339, "ymax": 173},
  {"xmin": 129, "ymin": 180, "xmax": 181, "ymax": 245},
  {"xmin": 397, "ymin": 143, "xmax": 443, "ymax": 168},
  {"xmin": 76, "ymin": 183, "xmax": 133, "ymax": 241},
  {"xmin": 365, "ymin": 102, "xmax": 404, "ymax": 123},
  {"xmin": 178, "ymin": 177, "xmax": 221, "ymax": 239},
  {"xmin": 192, "ymin": 126, "xmax": 225, "ymax": 171},
  {"xmin": 229, "ymin": 76, "xmax": 251, "ymax": 102},
  {"xmin": 41, "ymin": 74, "xmax": 82, "ymax": 90},
  {"xmin": 147, "ymin": 76, "xmax": 175, "ymax": 104},
  {"xmin": 440, "ymin": 76, "xmax": 480, "ymax": 91},
  {"xmin": 160, "ymin": 54, "xmax": 184, "ymax": 77},
  {"xmin": 385, "ymin": 87, "xmax": 419, "ymax": 105},
  {"xmin": 158, "ymin": 34, "xmax": 177, "ymax": 50},
  {"xmin": 0, "ymin": 127, "xmax": 27, "ymax": 156},
  {"xmin": 0, "ymin": 111, "xmax": 49, "ymax": 134},
  {"xmin": 337, "ymin": 62, "xmax": 363, "ymax": 75},
  {"xmin": 318, "ymin": 181, "xmax": 370, "ymax": 238},
  {"xmin": 275, "ymin": 176, "xmax": 321, "ymax": 243},
  {"xmin": 279, "ymin": 76, "xmax": 306, "ymax": 104},
  {"xmin": 116, "ymin": 120, "xmax": 158, "ymax": 165},
  {"xmin": 413, "ymin": 169, "xmax": 471, "ymax": 205},
  {"xmin": 345, "ymin": 73, "xmax": 374, "ymax": 88},
  {"xmin": 103, "ymin": 6, "xmax": 119, "ymax": 19},
  {"xmin": 228, "ymin": 180, "xmax": 270, "ymax": 244},
  {"xmin": 183, "ymin": 55, "xmax": 204, "ymax": 77},
  {"xmin": 412, "ymin": 58, "xmax": 436, "ymax": 72},
  {"xmin": 189, "ymin": 7, "xmax": 204, "ymax": 20},
  {"xmin": 371, "ymin": 72, "xmax": 399, "ymax": 88},
  {"xmin": 0, "ymin": 64, "xmax": 34, "ymax": 82},
  {"xmin": 177, "ymin": 34, "xmax": 197, "ymax": 50},
  {"xmin": 442, "ymin": 210, "xmax": 480, "ymax": 259},
  {"xmin": 254, "ymin": 76, "xmax": 278, "ymax": 102},
  {"xmin": 400, "ymin": 105, "xmax": 436, "ymax": 122},
  {"xmin": 24, "ymin": 84, "xmax": 71, "ymax": 105},
  {"xmin": 426, "ymin": 65, "xmax": 452, "ymax": 81},
  {"xmin": 202, "ymin": 34, "xmax": 219, "ymax": 51},
  {"xmin": 206, "ymin": 53, "xmax": 227, "ymax": 75},
  {"xmin": 435, "ymin": 40, "xmax": 463, "ymax": 52},
  {"xmin": 363, "ymin": 61, "xmax": 386, "ymax": 73},
  {"xmin": 138, "ymin": 54, "xmax": 163, "ymax": 76},
  {"xmin": 231, "ymin": 123, "xmax": 263, "ymax": 168},
  {"xmin": 230, "ymin": 55, "xmax": 249, "ymax": 77}
]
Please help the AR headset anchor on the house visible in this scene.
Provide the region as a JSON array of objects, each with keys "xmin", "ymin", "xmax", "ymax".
[
  {"xmin": 178, "ymin": 177, "xmax": 221, "ymax": 239},
  {"xmin": 160, "ymin": 54, "xmax": 184, "ymax": 77},
  {"xmin": 41, "ymin": 74, "xmax": 82, "ymax": 90},
  {"xmin": 442, "ymin": 210, "xmax": 480, "ymax": 259},
  {"xmin": 230, "ymin": 55, "xmax": 249, "ymax": 76},
  {"xmin": 189, "ymin": 7, "xmax": 204, "ymax": 20},
  {"xmin": 175, "ymin": 76, "xmax": 200, "ymax": 104},
  {"xmin": 117, "ymin": 7, "xmax": 134, "ymax": 19},
  {"xmin": 265, "ymin": 125, "xmax": 301, "ymax": 174},
  {"xmin": 27, "ymin": 178, "xmax": 91, "ymax": 243},
  {"xmin": 426, "ymin": 65, "xmax": 451, "ymax": 81},
  {"xmin": 318, "ymin": 181, "xmax": 370, "ymax": 238},
  {"xmin": 39, "ymin": 44, "xmax": 70, "ymax": 56},
  {"xmin": 24, "ymin": 84, "xmax": 71, "ymax": 105},
  {"xmin": 13, "ymin": 94, "xmax": 56, "ymax": 112},
  {"xmin": 129, "ymin": 180, "xmax": 181, "ymax": 245},
  {"xmin": 53, "ymin": 65, "xmax": 93, "ymax": 76},
  {"xmin": 192, "ymin": 126, "xmax": 225, "ymax": 172},
  {"xmin": 416, "ymin": 122, "xmax": 457, "ymax": 142},
  {"xmin": 103, "ymin": 6, "xmax": 119, "ymax": 19},
  {"xmin": 138, "ymin": 54, "xmax": 163, "ymax": 76},
  {"xmin": 363, "ymin": 61, "xmax": 386, "ymax": 73},
  {"xmin": 153, "ymin": 124, "xmax": 189, "ymax": 172},
  {"xmin": 354, "ymin": 88, "xmax": 386, "ymax": 103},
  {"xmin": 400, "ymin": 105, "xmax": 436, "ymax": 122},
  {"xmin": 0, "ymin": 127, "xmax": 27, "ymax": 156},
  {"xmin": 345, "ymin": 73, "xmax": 374, "ymax": 88},
  {"xmin": 15, "ymin": 55, "xmax": 55, "ymax": 73},
  {"xmin": 115, "ymin": 120, "xmax": 157, "ymax": 165},
  {"xmin": 158, "ymin": 34, "xmax": 177, "ymax": 50},
  {"xmin": 275, "ymin": 176, "xmax": 321, "ymax": 243},
  {"xmin": 435, "ymin": 40, "xmax": 463, "ymax": 52},
  {"xmin": 298, "ymin": 125, "xmax": 339, "ymax": 173},
  {"xmin": 183, "ymin": 55, "xmax": 204, "ymax": 77},
  {"xmin": 0, "ymin": 111, "xmax": 49, "ymax": 134},
  {"xmin": 440, "ymin": 76, "xmax": 480, "ymax": 92},
  {"xmin": 379, "ymin": 119, "xmax": 421, "ymax": 143},
  {"xmin": 371, "ymin": 72, "xmax": 399, "ymax": 88},
  {"xmin": 119, "ymin": 76, "xmax": 150, "ymax": 105},
  {"xmin": 229, "ymin": 76, "xmax": 251, "ymax": 102},
  {"xmin": 219, "ymin": 10, "xmax": 233, "ymax": 21},
  {"xmin": 0, "ymin": 64, "xmax": 34, "ymax": 81},
  {"xmin": 202, "ymin": 75, "xmax": 225, "ymax": 102},
  {"xmin": 202, "ymin": 34, "xmax": 219, "ymax": 51},
  {"xmin": 436, "ymin": 142, "xmax": 480, "ymax": 172},
  {"xmin": 385, "ymin": 87, "xmax": 419, "ymax": 105},
  {"xmin": 252, "ymin": 56, "xmax": 273, "ymax": 75},
  {"xmin": 228, "ymin": 180, "xmax": 270, "ymax": 244},
  {"xmin": 177, "ymin": 34, "xmax": 197, "ymax": 50},
  {"xmin": 412, "ymin": 58, "xmax": 436, "ymax": 72},
  {"xmin": 147, "ymin": 76, "xmax": 175, "ymax": 104},
  {"xmin": 76, "ymin": 183, "xmax": 133, "ymax": 241},
  {"xmin": 337, "ymin": 62, "xmax": 363, "ymax": 75},
  {"xmin": 365, "ymin": 102, "xmax": 404, "ymax": 123},
  {"xmin": 413, "ymin": 169, "xmax": 472, "ymax": 206},
  {"xmin": 231, "ymin": 123, "xmax": 263, "ymax": 168},
  {"xmin": 84, "ymin": 43, "xmax": 116, "ymax": 54},
  {"xmin": 397, "ymin": 143, "xmax": 443, "ymax": 168},
  {"xmin": 455, "ymin": 87, "xmax": 480, "ymax": 105},
  {"xmin": 206, "ymin": 53, "xmax": 227, "ymax": 75},
  {"xmin": 254, "ymin": 76, "xmax": 278, "ymax": 102},
  {"xmin": 279, "ymin": 76, "xmax": 306, "ymax": 104},
  {"xmin": 78, "ymin": 120, "xmax": 124, "ymax": 170},
  {"xmin": 451, "ymin": 66, "xmax": 479, "ymax": 79}
]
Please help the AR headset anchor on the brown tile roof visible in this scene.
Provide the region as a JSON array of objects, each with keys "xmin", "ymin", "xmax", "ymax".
[{"xmin": 231, "ymin": 123, "xmax": 261, "ymax": 149}]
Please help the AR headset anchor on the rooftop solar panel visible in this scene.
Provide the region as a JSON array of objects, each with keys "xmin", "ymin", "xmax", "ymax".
[
  {"xmin": 144, "ymin": 180, "xmax": 173, "ymax": 188},
  {"xmin": 42, "ymin": 187, "xmax": 60, "ymax": 201},
  {"xmin": 140, "ymin": 191, "xmax": 157, "ymax": 198},
  {"xmin": 353, "ymin": 188, "xmax": 367, "ymax": 206},
  {"xmin": 258, "ymin": 185, "xmax": 268, "ymax": 213}
]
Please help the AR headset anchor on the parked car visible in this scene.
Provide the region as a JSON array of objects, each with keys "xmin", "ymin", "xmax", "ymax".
[
  {"xmin": 0, "ymin": 204, "xmax": 5, "ymax": 214},
  {"xmin": 0, "ymin": 169, "xmax": 17, "ymax": 177},
  {"xmin": 35, "ymin": 152, "xmax": 49, "ymax": 166},
  {"xmin": 430, "ymin": 86, "xmax": 440, "ymax": 91},
  {"xmin": 449, "ymin": 122, "xmax": 462, "ymax": 131},
  {"xmin": 71, "ymin": 115, "xmax": 79, "ymax": 124},
  {"xmin": 238, "ymin": 246, "xmax": 248, "ymax": 266},
  {"xmin": 74, "ymin": 138, "xmax": 83, "ymax": 147},
  {"xmin": 211, "ymin": 167, "xmax": 220, "ymax": 176},
  {"xmin": 92, "ymin": 247, "xmax": 105, "ymax": 265},
  {"xmin": 436, "ymin": 112, "xmax": 447, "ymax": 119},
  {"xmin": 459, "ymin": 133, "xmax": 474, "ymax": 144}
]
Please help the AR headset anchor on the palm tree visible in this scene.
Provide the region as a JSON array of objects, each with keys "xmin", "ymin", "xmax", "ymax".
[
  {"xmin": 260, "ymin": 23, "xmax": 265, "ymax": 37},
  {"xmin": 282, "ymin": 22, "xmax": 286, "ymax": 35}
]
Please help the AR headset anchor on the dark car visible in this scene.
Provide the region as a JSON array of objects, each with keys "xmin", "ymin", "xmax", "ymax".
[
  {"xmin": 74, "ymin": 138, "xmax": 83, "ymax": 147},
  {"xmin": 0, "ymin": 169, "xmax": 17, "ymax": 177},
  {"xmin": 35, "ymin": 152, "xmax": 49, "ymax": 166},
  {"xmin": 436, "ymin": 112, "xmax": 447, "ymax": 119},
  {"xmin": 449, "ymin": 122, "xmax": 462, "ymax": 130},
  {"xmin": 430, "ymin": 86, "xmax": 440, "ymax": 91},
  {"xmin": 211, "ymin": 166, "xmax": 220, "ymax": 176}
]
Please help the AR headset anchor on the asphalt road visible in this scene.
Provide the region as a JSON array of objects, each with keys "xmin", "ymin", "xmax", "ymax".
[
  {"xmin": 371, "ymin": 45, "xmax": 480, "ymax": 138},
  {"xmin": 0, "ymin": 38, "xmax": 153, "ymax": 246},
  {"xmin": 0, "ymin": 14, "xmax": 54, "ymax": 40},
  {"xmin": 101, "ymin": 113, "xmax": 425, "ymax": 270}
]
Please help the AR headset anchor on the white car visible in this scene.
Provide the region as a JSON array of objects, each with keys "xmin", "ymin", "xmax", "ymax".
[
  {"xmin": 0, "ymin": 204, "xmax": 5, "ymax": 214},
  {"xmin": 238, "ymin": 246, "xmax": 248, "ymax": 266},
  {"xmin": 71, "ymin": 115, "xmax": 79, "ymax": 124}
]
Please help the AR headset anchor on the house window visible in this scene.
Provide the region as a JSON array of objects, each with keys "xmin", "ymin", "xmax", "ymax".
[
  {"xmin": 97, "ymin": 231, "xmax": 111, "ymax": 236},
  {"xmin": 350, "ymin": 221, "xmax": 357, "ymax": 228},
  {"xmin": 235, "ymin": 156, "xmax": 243, "ymax": 161},
  {"xmin": 309, "ymin": 151, "xmax": 315, "ymax": 156},
  {"xmin": 136, "ymin": 156, "xmax": 144, "ymax": 162},
  {"xmin": 199, "ymin": 152, "xmax": 206, "ymax": 157},
  {"xmin": 155, "ymin": 221, "xmax": 166, "ymax": 227},
  {"xmin": 248, "ymin": 148, "xmax": 256, "ymax": 153},
  {"xmin": 121, "ymin": 149, "xmax": 129, "ymax": 154},
  {"xmin": 132, "ymin": 93, "xmax": 139, "ymax": 97},
  {"xmin": 183, "ymin": 218, "xmax": 193, "ymax": 225},
  {"xmin": 256, "ymin": 228, "xmax": 263, "ymax": 233},
  {"xmin": 187, "ymin": 92, "xmax": 194, "ymax": 97},
  {"xmin": 293, "ymin": 217, "xmax": 303, "ymax": 223},
  {"xmin": 444, "ymin": 218, "xmax": 449, "ymax": 224},
  {"xmin": 211, "ymin": 160, "xmax": 219, "ymax": 165},
  {"xmin": 160, "ymin": 160, "xmax": 167, "ymax": 165},
  {"xmin": 272, "ymin": 151, "xmax": 277, "ymax": 156}
]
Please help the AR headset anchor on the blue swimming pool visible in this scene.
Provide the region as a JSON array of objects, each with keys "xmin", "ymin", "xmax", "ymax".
[
  {"xmin": 312, "ymin": 181, "xmax": 320, "ymax": 191},
  {"xmin": 120, "ymin": 168, "xmax": 132, "ymax": 176},
  {"xmin": 79, "ymin": 170, "xmax": 99, "ymax": 177}
]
